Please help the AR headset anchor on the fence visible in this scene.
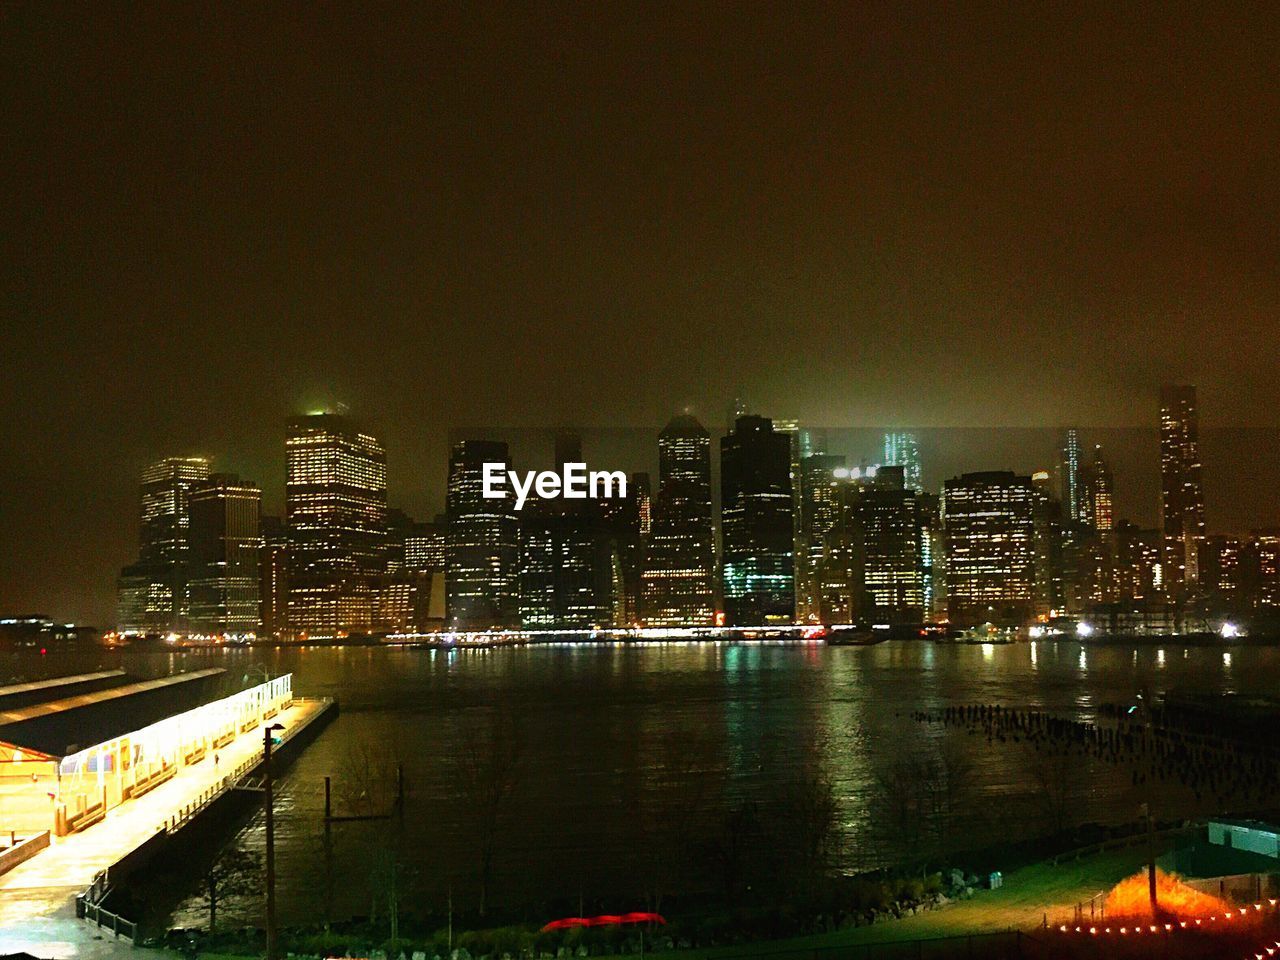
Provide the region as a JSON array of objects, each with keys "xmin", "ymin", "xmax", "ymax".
[{"xmin": 75, "ymin": 870, "xmax": 137, "ymax": 943}]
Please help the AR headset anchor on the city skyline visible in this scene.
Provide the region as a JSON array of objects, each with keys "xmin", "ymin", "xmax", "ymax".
[
  {"xmin": 19, "ymin": 386, "xmax": 1259, "ymax": 636},
  {"xmin": 9, "ymin": 397, "xmax": 1280, "ymax": 626}
]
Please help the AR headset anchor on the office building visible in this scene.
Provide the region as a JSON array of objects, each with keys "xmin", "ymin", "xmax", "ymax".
[
  {"xmin": 882, "ymin": 432, "xmax": 923, "ymax": 492},
  {"xmin": 641, "ymin": 416, "xmax": 716, "ymax": 626},
  {"xmin": 1160, "ymin": 385, "xmax": 1206, "ymax": 591},
  {"xmin": 797, "ymin": 453, "xmax": 847, "ymax": 622},
  {"xmin": 1060, "ymin": 429, "xmax": 1082, "ymax": 522},
  {"xmin": 286, "ymin": 413, "xmax": 388, "ymax": 637},
  {"xmin": 259, "ymin": 515, "xmax": 288, "ymax": 639},
  {"xmin": 942, "ymin": 471, "xmax": 1037, "ymax": 625},
  {"xmin": 445, "ymin": 439, "xmax": 520, "ymax": 630},
  {"xmin": 720, "ymin": 416, "xmax": 795, "ymax": 625},
  {"xmin": 187, "ymin": 474, "xmax": 261, "ymax": 636},
  {"xmin": 116, "ymin": 456, "xmax": 212, "ymax": 634}
]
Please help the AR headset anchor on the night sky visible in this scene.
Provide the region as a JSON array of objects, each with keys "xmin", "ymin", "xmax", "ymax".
[{"xmin": 3, "ymin": 4, "xmax": 1279, "ymax": 624}]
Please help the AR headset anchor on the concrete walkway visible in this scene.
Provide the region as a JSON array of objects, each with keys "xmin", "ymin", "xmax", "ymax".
[{"xmin": 0, "ymin": 699, "xmax": 329, "ymax": 958}]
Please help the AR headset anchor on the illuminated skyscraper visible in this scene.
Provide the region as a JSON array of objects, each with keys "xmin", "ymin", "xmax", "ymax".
[
  {"xmin": 721, "ymin": 415, "xmax": 794, "ymax": 625},
  {"xmin": 1080, "ymin": 445, "xmax": 1114, "ymax": 532},
  {"xmin": 601, "ymin": 471, "xmax": 650, "ymax": 625},
  {"xmin": 518, "ymin": 434, "xmax": 620, "ymax": 629},
  {"xmin": 882, "ymin": 432, "xmax": 923, "ymax": 492},
  {"xmin": 286, "ymin": 413, "xmax": 388, "ymax": 637},
  {"xmin": 857, "ymin": 468, "xmax": 925, "ymax": 623},
  {"xmin": 1060, "ymin": 428, "xmax": 1082, "ymax": 522},
  {"xmin": 188, "ymin": 474, "xmax": 261, "ymax": 636},
  {"xmin": 797, "ymin": 453, "xmax": 846, "ymax": 622},
  {"xmin": 259, "ymin": 515, "xmax": 289, "ymax": 639},
  {"xmin": 942, "ymin": 471, "xmax": 1037, "ymax": 625},
  {"xmin": 1160, "ymin": 385, "xmax": 1206, "ymax": 591},
  {"xmin": 642, "ymin": 415, "xmax": 715, "ymax": 626},
  {"xmin": 445, "ymin": 439, "xmax": 520, "ymax": 629},
  {"xmin": 116, "ymin": 456, "xmax": 212, "ymax": 634}
]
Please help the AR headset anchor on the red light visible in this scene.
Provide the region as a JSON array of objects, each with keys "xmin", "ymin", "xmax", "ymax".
[{"xmin": 40, "ymin": 648, "xmax": 46, "ymax": 656}]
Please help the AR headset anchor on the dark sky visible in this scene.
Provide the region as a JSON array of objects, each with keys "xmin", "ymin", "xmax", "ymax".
[{"xmin": 3, "ymin": 3, "xmax": 1279, "ymax": 624}]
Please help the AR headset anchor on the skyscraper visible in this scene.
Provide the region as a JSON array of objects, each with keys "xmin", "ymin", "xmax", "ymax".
[
  {"xmin": 720, "ymin": 415, "xmax": 795, "ymax": 626},
  {"xmin": 942, "ymin": 471, "xmax": 1037, "ymax": 625},
  {"xmin": 797, "ymin": 453, "xmax": 846, "ymax": 622},
  {"xmin": 188, "ymin": 474, "xmax": 261, "ymax": 636},
  {"xmin": 1060, "ymin": 428, "xmax": 1082, "ymax": 522},
  {"xmin": 116, "ymin": 456, "xmax": 212, "ymax": 634},
  {"xmin": 259, "ymin": 515, "xmax": 289, "ymax": 639},
  {"xmin": 286, "ymin": 413, "xmax": 388, "ymax": 637},
  {"xmin": 882, "ymin": 432, "xmax": 923, "ymax": 492},
  {"xmin": 856, "ymin": 468, "xmax": 925, "ymax": 623},
  {"xmin": 601, "ymin": 471, "xmax": 650, "ymax": 625},
  {"xmin": 1080, "ymin": 445, "xmax": 1114, "ymax": 532},
  {"xmin": 518, "ymin": 434, "xmax": 620, "ymax": 629},
  {"xmin": 1160, "ymin": 384, "xmax": 1206, "ymax": 591},
  {"xmin": 641, "ymin": 415, "xmax": 715, "ymax": 626},
  {"xmin": 445, "ymin": 439, "xmax": 520, "ymax": 630}
]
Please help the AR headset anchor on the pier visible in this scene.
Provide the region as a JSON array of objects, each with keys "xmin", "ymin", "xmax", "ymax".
[{"xmin": 0, "ymin": 676, "xmax": 334, "ymax": 958}]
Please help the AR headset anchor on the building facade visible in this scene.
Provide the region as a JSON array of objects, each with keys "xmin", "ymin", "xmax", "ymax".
[
  {"xmin": 942, "ymin": 471, "xmax": 1037, "ymax": 625},
  {"xmin": 720, "ymin": 416, "xmax": 795, "ymax": 626},
  {"xmin": 641, "ymin": 416, "xmax": 716, "ymax": 626},
  {"xmin": 445, "ymin": 439, "xmax": 520, "ymax": 630},
  {"xmin": 116, "ymin": 456, "xmax": 212, "ymax": 634},
  {"xmin": 285, "ymin": 414, "xmax": 388, "ymax": 637},
  {"xmin": 1160, "ymin": 384, "xmax": 1206, "ymax": 593},
  {"xmin": 187, "ymin": 474, "xmax": 262, "ymax": 636}
]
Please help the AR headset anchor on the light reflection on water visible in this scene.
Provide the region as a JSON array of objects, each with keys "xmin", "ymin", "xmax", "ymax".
[{"xmin": 5, "ymin": 641, "xmax": 1274, "ymax": 924}]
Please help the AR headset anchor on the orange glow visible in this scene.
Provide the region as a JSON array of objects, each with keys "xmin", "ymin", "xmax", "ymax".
[{"xmin": 1104, "ymin": 868, "xmax": 1230, "ymax": 920}]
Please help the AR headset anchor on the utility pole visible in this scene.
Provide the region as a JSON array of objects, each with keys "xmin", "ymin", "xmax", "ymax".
[
  {"xmin": 264, "ymin": 723, "xmax": 285, "ymax": 960},
  {"xmin": 1134, "ymin": 689, "xmax": 1158, "ymax": 916}
]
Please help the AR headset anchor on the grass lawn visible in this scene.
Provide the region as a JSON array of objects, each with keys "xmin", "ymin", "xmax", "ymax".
[
  {"xmin": 178, "ymin": 845, "xmax": 1169, "ymax": 960},
  {"xmin": 617, "ymin": 843, "xmax": 1168, "ymax": 959}
]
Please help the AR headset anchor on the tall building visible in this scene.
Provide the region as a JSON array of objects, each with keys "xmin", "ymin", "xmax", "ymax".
[
  {"xmin": 188, "ymin": 474, "xmax": 261, "ymax": 636},
  {"xmin": 641, "ymin": 416, "xmax": 716, "ymax": 626},
  {"xmin": 518, "ymin": 434, "xmax": 621, "ymax": 629},
  {"xmin": 720, "ymin": 416, "xmax": 795, "ymax": 626},
  {"xmin": 942, "ymin": 471, "xmax": 1037, "ymax": 626},
  {"xmin": 286, "ymin": 413, "xmax": 388, "ymax": 637},
  {"xmin": 445, "ymin": 439, "xmax": 520, "ymax": 630},
  {"xmin": 116, "ymin": 456, "xmax": 212, "ymax": 634},
  {"xmin": 857, "ymin": 468, "xmax": 925, "ymax": 623},
  {"xmin": 797, "ymin": 453, "xmax": 847, "ymax": 622},
  {"xmin": 882, "ymin": 432, "xmax": 923, "ymax": 493},
  {"xmin": 601, "ymin": 472, "xmax": 650, "ymax": 625},
  {"xmin": 1080, "ymin": 445, "xmax": 1114, "ymax": 532},
  {"xmin": 259, "ymin": 515, "xmax": 289, "ymax": 639},
  {"xmin": 1060, "ymin": 429, "xmax": 1083, "ymax": 522},
  {"xmin": 1030, "ymin": 471, "xmax": 1064, "ymax": 617},
  {"xmin": 1160, "ymin": 385, "xmax": 1206, "ymax": 591}
]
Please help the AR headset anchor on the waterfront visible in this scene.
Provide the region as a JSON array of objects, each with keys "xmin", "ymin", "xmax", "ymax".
[{"xmin": 2, "ymin": 640, "xmax": 1273, "ymax": 929}]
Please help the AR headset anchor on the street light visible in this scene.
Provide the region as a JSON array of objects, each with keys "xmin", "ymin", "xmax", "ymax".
[{"xmin": 264, "ymin": 722, "xmax": 285, "ymax": 960}]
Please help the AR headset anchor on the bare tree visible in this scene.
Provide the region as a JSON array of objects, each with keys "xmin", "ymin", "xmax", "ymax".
[
  {"xmin": 1028, "ymin": 746, "xmax": 1075, "ymax": 836},
  {"xmin": 922, "ymin": 735, "xmax": 978, "ymax": 855},
  {"xmin": 639, "ymin": 726, "xmax": 725, "ymax": 911},
  {"xmin": 773, "ymin": 760, "xmax": 843, "ymax": 897},
  {"xmin": 455, "ymin": 707, "xmax": 524, "ymax": 916},
  {"xmin": 876, "ymin": 756, "xmax": 927, "ymax": 861},
  {"xmin": 199, "ymin": 845, "xmax": 261, "ymax": 933},
  {"xmin": 335, "ymin": 740, "xmax": 401, "ymax": 818}
]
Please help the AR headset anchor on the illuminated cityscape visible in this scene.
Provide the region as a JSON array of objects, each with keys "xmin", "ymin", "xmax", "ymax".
[
  {"xmin": 6, "ymin": 8, "xmax": 1280, "ymax": 959},
  {"xmin": 88, "ymin": 386, "xmax": 1280, "ymax": 641}
]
